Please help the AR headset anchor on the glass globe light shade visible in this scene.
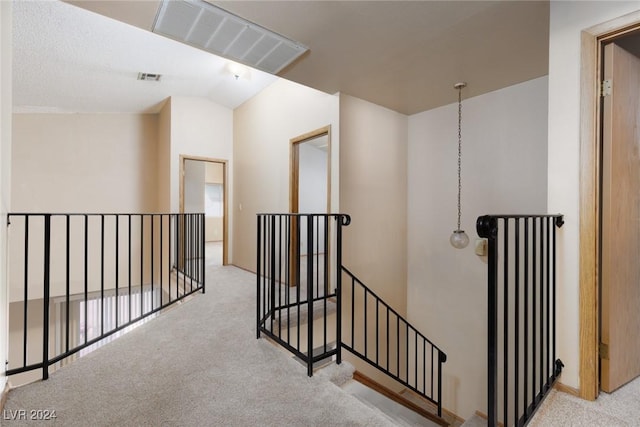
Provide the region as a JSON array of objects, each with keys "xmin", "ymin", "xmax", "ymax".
[{"xmin": 450, "ymin": 230, "xmax": 469, "ymax": 249}]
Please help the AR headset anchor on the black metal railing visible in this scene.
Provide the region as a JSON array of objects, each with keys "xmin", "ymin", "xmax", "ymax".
[
  {"xmin": 341, "ymin": 266, "xmax": 446, "ymax": 416},
  {"xmin": 257, "ymin": 213, "xmax": 446, "ymax": 417},
  {"xmin": 256, "ymin": 214, "xmax": 347, "ymax": 376},
  {"xmin": 477, "ymin": 214, "xmax": 564, "ymax": 427},
  {"xmin": 7, "ymin": 213, "xmax": 205, "ymax": 381}
]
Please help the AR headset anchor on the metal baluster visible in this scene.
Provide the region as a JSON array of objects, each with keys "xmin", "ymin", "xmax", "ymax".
[
  {"xmin": 256, "ymin": 215, "xmax": 262, "ymax": 339},
  {"xmin": 514, "ymin": 218, "xmax": 520, "ymax": 427},
  {"xmin": 65, "ymin": 215, "xmax": 70, "ymax": 354},
  {"xmin": 151, "ymin": 215, "xmax": 154, "ymax": 310},
  {"xmin": 129, "ymin": 215, "xmax": 132, "ymax": 322},
  {"xmin": 307, "ymin": 215, "xmax": 314, "ymax": 376},
  {"xmin": 22, "ymin": 216, "xmax": 29, "ymax": 369},
  {"xmin": 524, "ymin": 217, "xmax": 530, "ymax": 418},
  {"xmin": 539, "ymin": 217, "xmax": 544, "ymax": 396},
  {"xmin": 42, "ymin": 215, "xmax": 51, "ymax": 380},
  {"xmin": 532, "ymin": 217, "xmax": 537, "ymax": 403},
  {"xmin": 503, "ymin": 218, "xmax": 509, "ymax": 426},
  {"xmin": 115, "ymin": 216, "xmax": 119, "ymax": 330}
]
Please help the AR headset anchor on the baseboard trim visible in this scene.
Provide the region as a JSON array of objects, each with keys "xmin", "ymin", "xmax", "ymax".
[
  {"xmin": 0, "ymin": 380, "xmax": 9, "ymax": 412},
  {"xmin": 474, "ymin": 410, "xmax": 505, "ymax": 427},
  {"xmin": 352, "ymin": 371, "xmax": 449, "ymax": 426},
  {"xmin": 398, "ymin": 388, "xmax": 464, "ymax": 427},
  {"xmin": 555, "ymin": 381, "xmax": 580, "ymax": 397}
]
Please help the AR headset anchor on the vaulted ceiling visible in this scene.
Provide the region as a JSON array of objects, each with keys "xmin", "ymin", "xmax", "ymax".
[{"xmin": 17, "ymin": 1, "xmax": 550, "ymax": 115}]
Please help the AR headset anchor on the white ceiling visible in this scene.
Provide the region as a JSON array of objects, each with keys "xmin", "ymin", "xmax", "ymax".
[
  {"xmin": 14, "ymin": 0, "xmax": 550, "ymax": 115},
  {"xmin": 12, "ymin": 0, "xmax": 278, "ymax": 114}
]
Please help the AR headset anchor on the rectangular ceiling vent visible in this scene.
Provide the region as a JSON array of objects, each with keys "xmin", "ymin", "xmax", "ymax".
[{"xmin": 153, "ymin": 0, "xmax": 308, "ymax": 75}]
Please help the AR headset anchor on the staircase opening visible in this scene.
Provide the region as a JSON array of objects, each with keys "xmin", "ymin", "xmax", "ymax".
[
  {"xmin": 256, "ymin": 213, "xmax": 447, "ymax": 422},
  {"xmin": 6, "ymin": 212, "xmax": 206, "ymax": 386}
]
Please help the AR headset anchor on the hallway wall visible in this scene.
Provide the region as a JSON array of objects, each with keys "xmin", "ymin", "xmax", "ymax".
[
  {"xmin": 12, "ymin": 113, "xmax": 159, "ymax": 213},
  {"xmin": 10, "ymin": 113, "xmax": 161, "ymax": 302},
  {"xmin": 166, "ymin": 96, "xmax": 233, "ymax": 259},
  {"xmin": 232, "ymin": 79, "xmax": 339, "ymax": 270},
  {"xmin": 0, "ymin": 0, "xmax": 13, "ymax": 394},
  {"xmin": 339, "ymin": 94, "xmax": 409, "ymax": 391},
  {"xmin": 407, "ymin": 76, "xmax": 549, "ymax": 418},
  {"xmin": 547, "ymin": 0, "xmax": 640, "ymax": 392}
]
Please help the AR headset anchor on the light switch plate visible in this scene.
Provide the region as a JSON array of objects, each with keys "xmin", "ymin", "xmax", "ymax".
[{"xmin": 475, "ymin": 239, "xmax": 487, "ymax": 256}]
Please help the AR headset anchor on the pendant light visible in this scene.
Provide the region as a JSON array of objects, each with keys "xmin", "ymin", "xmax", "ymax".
[{"xmin": 450, "ymin": 82, "xmax": 469, "ymax": 249}]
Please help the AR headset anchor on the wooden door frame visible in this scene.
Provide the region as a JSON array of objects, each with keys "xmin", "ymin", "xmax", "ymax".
[
  {"xmin": 289, "ymin": 125, "xmax": 332, "ymax": 287},
  {"xmin": 179, "ymin": 155, "xmax": 229, "ymax": 266},
  {"xmin": 289, "ymin": 125, "xmax": 332, "ymax": 214},
  {"xmin": 579, "ymin": 11, "xmax": 640, "ymax": 401}
]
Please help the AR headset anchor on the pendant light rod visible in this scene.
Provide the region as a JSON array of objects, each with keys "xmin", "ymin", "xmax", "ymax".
[
  {"xmin": 455, "ymin": 82, "xmax": 466, "ymax": 231},
  {"xmin": 450, "ymin": 82, "xmax": 469, "ymax": 249}
]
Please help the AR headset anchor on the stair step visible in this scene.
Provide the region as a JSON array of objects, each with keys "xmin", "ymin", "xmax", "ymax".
[
  {"xmin": 399, "ymin": 389, "xmax": 464, "ymax": 426},
  {"xmin": 459, "ymin": 413, "xmax": 487, "ymax": 427},
  {"xmin": 272, "ymin": 299, "xmax": 336, "ymax": 326},
  {"xmin": 342, "ymin": 380, "xmax": 442, "ymax": 427},
  {"xmin": 294, "ymin": 341, "xmax": 337, "ymax": 370}
]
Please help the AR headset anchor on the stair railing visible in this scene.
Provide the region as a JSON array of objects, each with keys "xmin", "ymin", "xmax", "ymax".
[
  {"xmin": 6, "ymin": 213, "xmax": 205, "ymax": 381},
  {"xmin": 256, "ymin": 213, "xmax": 446, "ymax": 417},
  {"xmin": 477, "ymin": 214, "xmax": 564, "ymax": 427},
  {"xmin": 341, "ymin": 266, "xmax": 447, "ymax": 416},
  {"xmin": 256, "ymin": 214, "xmax": 348, "ymax": 376}
]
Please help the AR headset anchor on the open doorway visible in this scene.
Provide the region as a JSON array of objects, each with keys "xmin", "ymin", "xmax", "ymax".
[
  {"xmin": 289, "ymin": 126, "xmax": 331, "ymax": 286},
  {"xmin": 290, "ymin": 125, "xmax": 331, "ymax": 215},
  {"xmin": 180, "ymin": 156, "xmax": 228, "ymax": 267}
]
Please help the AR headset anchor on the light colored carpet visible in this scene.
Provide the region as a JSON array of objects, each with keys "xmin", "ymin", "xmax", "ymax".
[
  {"xmin": 3, "ymin": 266, "xmax": 396, "ymax": 427},
  {"xmin": 461, "ymin": 376, "xmax": 640, "ymax": 426},
  {"xmin": 205, "ymin": 241, "xmax": 222, "ymax": 267},
  {"xmin": 529, "ymin": 377, "xmax": 640, "ymax": 426}
]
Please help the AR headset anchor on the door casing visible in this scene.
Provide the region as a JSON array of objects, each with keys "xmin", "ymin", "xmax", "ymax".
[
  {"xmin": 289, "ymin": 126, "xmax": 331, "ymax": 287},
  {"xmin": 579, "ymin": 11, "xmax": 640, "ymax": 401},
  {"xmin": 179, "ymin": 155, "xmax": 229, "ymax": 266}
]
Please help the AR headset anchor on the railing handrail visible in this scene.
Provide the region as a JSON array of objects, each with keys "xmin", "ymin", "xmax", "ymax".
[
  {"xmin": 8, "ymin": 212, "xmax": 204, "ymax": 217},
  {"xmin": 341, "ymin": 266, "xmax": 446, "ymax": 356},
  {"xmin": 341, "ymin": 266, "xmax": 446, "ymax": 415},
  {"xmin": 257, "ymin": 212, "xmax": 446, "ymax": 419},
  {"xmin": 477, "ymin": 213, "xmax": 564, "ymax": 427},
  {"xmin": 7, "ymin": 212, "xmax": 206, "ymax": 381}
]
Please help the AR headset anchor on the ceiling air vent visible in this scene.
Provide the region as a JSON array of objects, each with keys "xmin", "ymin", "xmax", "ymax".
[
  {"xmin": 152, "ymin": 0, "xmax": 308, "ymax": 75},
  {"xmin": 137, "ymin": 72, "xmax": 162, "ymax": 81}
]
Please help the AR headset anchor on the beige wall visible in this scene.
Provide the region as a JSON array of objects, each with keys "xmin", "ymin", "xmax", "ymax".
[
  {"xmin": 1, "ymin": 0, "xmax": 13, "ymax": 392},
  {"xmin": 339, "ymin": 94, "xmax": 408, "ymax": 316},
  {"xmin": 407, "ymin": 77, "xmax": 548, "ymax": 418},
  {"xmin": 169, "ymin": 96, "xmax": 232, "ymax": 257},
  {"xmin": 205, "ymin": 162, "xmax": 224, "ymax": 242},
  {"xmin": 169, "ymin": 96, "xmax": 232, "ymax": 213},
  {"xmin": 548, "ymin": 1, "xmax": 640, "ymax": 392},
  {"xmin": 12, "ymin": 114, "xmax": 158, "ymax": 213},
  {"xmin": 10, "ymin": 114, "xmax": 160, "ymax": 302},
  {"xmin": 339, "ymin": 94, "xmax": 409, "ymax": 391},
  {"xmin": 232, "ymin": 79, "xmax": 339, "ymax": 270}
]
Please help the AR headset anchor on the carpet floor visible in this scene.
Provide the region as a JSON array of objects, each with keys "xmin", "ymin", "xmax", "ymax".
[
  {"xmin": 529, "ymin": 376, "xmax": 640, "ymax": 426},
  {"xmin": 2, "ymin": 266, "xmax": 396, "ymax": 427}
]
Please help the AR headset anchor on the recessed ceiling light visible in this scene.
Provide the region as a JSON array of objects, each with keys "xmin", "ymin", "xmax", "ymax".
[
  {"xmin": 153, "ymin": 0, "xmax": 308, "ymax": 75},
  {"xmin": 137, "ymin": 72, "xmax": 162, "ymax": 81}
]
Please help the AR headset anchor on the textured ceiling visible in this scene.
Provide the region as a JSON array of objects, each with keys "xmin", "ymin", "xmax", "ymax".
[
  {"xmin": 21, "ymin": 0, "xmax": 550, "ymax": 115},
  {"xmin": 13, "ymin": 1, "xmax": 277, "ymax": 113}
]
